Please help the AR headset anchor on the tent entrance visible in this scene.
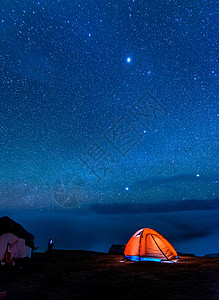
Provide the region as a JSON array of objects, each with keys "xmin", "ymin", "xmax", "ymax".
[{"xmin": 139, "ymin": 233, "xmax": 170, "ymax": 261}]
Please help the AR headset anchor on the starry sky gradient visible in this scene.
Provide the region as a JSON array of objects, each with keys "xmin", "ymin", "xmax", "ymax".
[{"xmin": 0, "ymin": 0, "xmax": 218, "ymax": 254}]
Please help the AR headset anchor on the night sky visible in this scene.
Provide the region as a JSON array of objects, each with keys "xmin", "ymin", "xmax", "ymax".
[{"xmin": 1, "ymin": 0, "xmax": 218, "ymax": 255}]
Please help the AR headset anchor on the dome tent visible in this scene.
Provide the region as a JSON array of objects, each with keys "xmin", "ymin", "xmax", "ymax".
[
  {"xmin": 124, "ymin": 228, "xmax": 177, "ymax": 262},
  {"xmin": 0, "ymin": 216, "xmax": 34, "ymax": 262}
]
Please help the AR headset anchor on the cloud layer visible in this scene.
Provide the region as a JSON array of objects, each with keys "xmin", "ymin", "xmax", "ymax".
[
  {"xmin": 91, "ymin": 198, "xmax": 219, "ymax": 214},
  {"xmin": 3, "ymin": 206, "xmax": 219, "ymax": 256}
]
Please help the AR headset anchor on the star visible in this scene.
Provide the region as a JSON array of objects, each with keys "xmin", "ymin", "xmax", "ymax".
[
  {"xmin": 126, "ymin": 57, "xmax": 131, "ymax": 63},
  {"xmin": 125, "ymin": 187, "xmax": 129, "ymax": 191}
]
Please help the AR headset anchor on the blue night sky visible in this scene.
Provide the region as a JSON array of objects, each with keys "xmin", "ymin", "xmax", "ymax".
[{"xmin": 1, "ymin": 0, "xmax": 218, "ymax": 255}]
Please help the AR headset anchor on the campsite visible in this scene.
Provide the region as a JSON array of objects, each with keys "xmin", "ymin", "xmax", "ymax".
[
  {"xmin": 0, "ymin": 250, "xmax": 219, "ymax": 300},
  {"xmin": 0, "ymin": 216, "xmax": 219, "ymax": 299},
  {"xmin": 1, "ymin": 0, "xmax": 218, "ymax": 298}
]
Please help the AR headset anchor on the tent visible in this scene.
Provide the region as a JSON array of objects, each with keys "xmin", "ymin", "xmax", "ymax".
[
  {"xmin": 124, "ymin": 228, "xmax": 177, "ymax": 262},
  {"xmin": 0, "ymin": 216, "xmax": 34, "ymax": 262}
]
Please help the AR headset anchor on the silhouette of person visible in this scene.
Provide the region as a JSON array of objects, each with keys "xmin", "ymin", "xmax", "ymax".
[{"xmin": 47, "ymin": 239, "xmax": 55, "ymax": 260}]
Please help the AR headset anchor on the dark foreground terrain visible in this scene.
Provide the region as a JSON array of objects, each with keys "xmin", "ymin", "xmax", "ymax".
[{"xmin": 0, "ymin": 250, "xmax": 219, "ymax": 300}]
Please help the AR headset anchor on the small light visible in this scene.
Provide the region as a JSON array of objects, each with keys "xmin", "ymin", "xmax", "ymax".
[
  {"xmin": 88, "ymin": 33, "xmax": 91, "ymax": 37},
  {"xmin": 126, "ymin": 57, "xmax": 131, "ymax": 63},
  {"xmin": 125, "ymin": 187, "xmax": 129, "ymax": 191},
  {"xmin": 196, "ymin": 174, "xmax": 200, "ymax": 177}
]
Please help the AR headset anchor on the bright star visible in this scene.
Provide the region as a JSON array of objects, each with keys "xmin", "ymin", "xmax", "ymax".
[
  {"xmin": 125, "ymin": 187, "xmax": 129, "ymax": 191},
  {"xmin": 196, "ymin": 174, "xmax": 200, "ymax": 177},
  {"xmin": 126, "ymin": 57, "xmax": 131, "ymax": 63}
]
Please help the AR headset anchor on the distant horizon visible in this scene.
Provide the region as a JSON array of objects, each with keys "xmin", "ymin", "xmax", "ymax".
[{"xmin": 2, "ymin": 207, "xmax": 219, "ymax": 257}]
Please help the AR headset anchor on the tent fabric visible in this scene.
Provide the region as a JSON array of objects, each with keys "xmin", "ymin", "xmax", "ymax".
[
  {"xmin": 0, "ymin": 216, "xmax": 34, "ymax": 248},
  {"xmin": 0, "ymin": 233, "xmax": 32, "ymax": 262},
  {"xmin": 0, "ymin": 216, "xmax": 34, "ymax": 262},
  {"xmin": 124, "ymin": 228, "xmax": 177, "ymax": 261}
]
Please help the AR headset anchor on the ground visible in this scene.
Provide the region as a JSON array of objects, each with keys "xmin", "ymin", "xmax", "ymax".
[{"xmin": 0, "ymin": 250, "xmax": 219, "ymax": 300}]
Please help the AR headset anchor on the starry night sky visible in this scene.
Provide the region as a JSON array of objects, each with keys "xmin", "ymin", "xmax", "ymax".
[{"xmin": 1, "ymin": 0, "xmax": 218, "ymax": 255}]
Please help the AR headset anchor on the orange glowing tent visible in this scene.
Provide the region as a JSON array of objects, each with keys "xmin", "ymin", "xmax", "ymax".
[{"xmin": 124, "ymin": 228, "xmax": 177, "ymax": 262}]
